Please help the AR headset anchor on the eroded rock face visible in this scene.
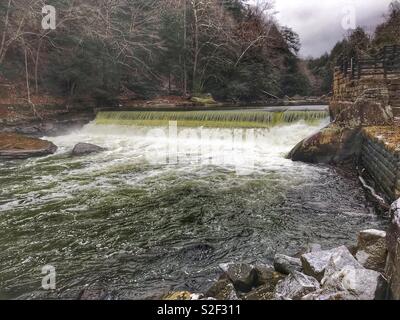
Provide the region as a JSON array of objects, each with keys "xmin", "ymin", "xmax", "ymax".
[
  {"xmin": 301, "ymin": 246, "xmax": 352, "ymax": 281},
  {"xmin": 355, "ymin": 229, "xmax": 387, "ymax": 272},
  {"xmin": 71, "ymin": 143, "xmax": 105, "ymax": 156},
  {"xmin": 0, "ymin": 133, "xmax": 57, "ymax": 159},
  {"xmin": 273, "ymin": 254, "xmax": 302, "ymax": 275},
  {"xmin": 288, "ymin": 125, "xmax": 362, "ymax": 165},
  {"xmin": 274, "ymin": 271, "xmax": 320, "ymax": 300},
  {"xmin": 333, "ymin": 98, "xmax": 393, "ymax": 127}
]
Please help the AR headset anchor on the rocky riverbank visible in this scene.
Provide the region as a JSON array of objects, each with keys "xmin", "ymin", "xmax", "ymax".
[{"xmin": 160, "ymin": 223, "xmax": 397, "ymax": 300}]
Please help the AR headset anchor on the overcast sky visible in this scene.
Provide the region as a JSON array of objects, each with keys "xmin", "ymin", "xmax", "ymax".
[{"xmin": 260, "ymin": 0, "xmax": 393, "ymax": 57}]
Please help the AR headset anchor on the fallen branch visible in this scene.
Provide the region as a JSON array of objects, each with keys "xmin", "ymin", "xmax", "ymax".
[{"xmin": 358, "ymin": 175, "xmax": 389, "ymax": 210}]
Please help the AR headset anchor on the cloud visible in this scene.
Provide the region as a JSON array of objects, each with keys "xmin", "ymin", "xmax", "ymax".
[{"xmin": 270, "ymin": 0, "xmax": 393, "ymax": 57}]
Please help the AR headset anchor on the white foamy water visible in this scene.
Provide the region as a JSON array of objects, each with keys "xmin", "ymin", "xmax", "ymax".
[
  {"xmin": 0, "ymin": 117, "xmax": 388, "ymax": 300},
  {"xmin": 46, "ymin": 119, "xmax": 330, "ymax": 175}
]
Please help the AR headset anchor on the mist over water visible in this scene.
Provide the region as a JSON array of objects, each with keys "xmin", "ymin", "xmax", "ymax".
[{"xmin": 0, "ymin": 117, "xmax": 387, "ymax": 299}]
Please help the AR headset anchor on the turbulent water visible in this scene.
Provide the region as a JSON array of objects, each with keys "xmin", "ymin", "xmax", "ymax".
[{"xmin": 0, "ymin": 112, "xmax": 388, "ymax": 299}]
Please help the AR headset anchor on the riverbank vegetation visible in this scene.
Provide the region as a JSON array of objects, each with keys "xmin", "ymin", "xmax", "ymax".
[{"xmin": 0, "ymin": 0, "xmax": 312, "ymax": 105}]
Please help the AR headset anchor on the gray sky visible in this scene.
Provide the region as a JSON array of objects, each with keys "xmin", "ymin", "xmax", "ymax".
[{"xmin": 261, "ymin": 0, "xmax": 393, "ymax": 57}]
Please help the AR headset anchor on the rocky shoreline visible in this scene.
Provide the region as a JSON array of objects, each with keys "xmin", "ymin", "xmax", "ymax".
[{"xmin": 160, "ymin": 227, "xmax": 390, "ymax": 301}]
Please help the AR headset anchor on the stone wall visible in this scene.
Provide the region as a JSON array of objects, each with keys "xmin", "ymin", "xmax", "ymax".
[
  {"xmin": 360, "ymin": 128, "xmax": 400, "ymax": 202},
  {"xmin": 332, "ymin": 68, "xmax": 399, "ymax": 122}
]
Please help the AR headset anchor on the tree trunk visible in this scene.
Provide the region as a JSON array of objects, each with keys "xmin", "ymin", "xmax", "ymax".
[{"xmin": 183, "ymin": 0, "xmax": 188, "ymax": 96}]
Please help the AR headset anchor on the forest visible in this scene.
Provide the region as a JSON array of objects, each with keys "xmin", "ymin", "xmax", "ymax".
[
  {"xmin": 0, "ymin": 0, "xmax": 399, "ymax": 104},
  {"xmin": 0, "ymin": 0, "xmax": 310, "ymax": 104},
  {"xmin": 308, "ymin": 0, "xmax": 400, "ymax": 96}
]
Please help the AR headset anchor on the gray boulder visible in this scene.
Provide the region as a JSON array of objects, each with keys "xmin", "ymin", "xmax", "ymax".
[
  {"xmin": 321, "ymin": 266, "xmax": 386, "ymax": 300},
  {"xmin": 322, "ymin": 246, "xmax": 364, "ymax": 283},
  {"xmin": 274, "ymin": 254, "xmax": 302, "ymax": 275},
  {"xmin": 274, "ymin": 271, "xmax": 320, "ymax": 300},
  {"xmin": 302, "ymin": 290, "xmax": 357, "ymax": 300},
  {"xmin": 220, "ymin": 263, "xmax": 257, "ymax": 293},
  {"xmin": 301, "ymin": 246, "xmax": 350, "ymax": 281},
  {"xmin": 355, "ymin": 229, "xmax": 387, "ymax": 272},
  {"xmin": 72, "ymin": 143, "xmax": 106, "ymax": 156}
]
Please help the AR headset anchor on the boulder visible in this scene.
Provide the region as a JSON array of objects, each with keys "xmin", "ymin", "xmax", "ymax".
[
  {"xmin": 288, "ymin": 125, "xmax": 362, "ymax": 165},
  {"xmin": 322, "ymin": 246, "xmax": 364, "ymax": 282},
  {"xmin": 0, "ymin": 133, "xmax": 57, "ymax": 159},
  {"xmin": 355, "ymin": 229, "xmax": 387, "ymax": 272},
  {"xmin": 301, "ymin": 246, "xmax": 352, "ymax": 281},
  {"xmin": 220, "ymin": 263, "xmax": 257, "ymax": 293},
  {"xmin": 273, "ymin": 254, "xmax": 302, "ymax": 275},
  {"xmin": 320, "ymin": 266, "xmax": 386, "ymax": 300},
  {"xmin": 274, "ymin": 271, "xmax": 320, "ymax": 300},
  {"xmin": 253, "ymin": 264, "xmax": 286, "ymax": 289},
  {"xmin": 302, "ymin": 289, "xmax": 357, "ymax": 301},
  {"xmin": 333, "ymin": 98, "xmax": 393, "ymax": 127},
  {"xmin": 71, "ymin": 143, "xmax": 105, "ymax": 156},
  {"xmin": 243, "ymin": 285, "xmax": 276, "ymax": 300},
  {"xmin": 205, "ymin": 277, "xmax": 239, "ymax": 300},
  {"xmin": 162, "ymin": 291, "xmax": 192, "ymax": 300}
]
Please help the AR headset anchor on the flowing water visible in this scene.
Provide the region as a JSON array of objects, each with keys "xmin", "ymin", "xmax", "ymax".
[{"xmin": 0, "ymin": 109, "xmax": 388, "ymax": 299}]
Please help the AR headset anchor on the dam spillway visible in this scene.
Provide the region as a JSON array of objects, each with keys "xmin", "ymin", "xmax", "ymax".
[{"xmin": 95, "ymin": 109, "xmax": 329, "ymax": 128}]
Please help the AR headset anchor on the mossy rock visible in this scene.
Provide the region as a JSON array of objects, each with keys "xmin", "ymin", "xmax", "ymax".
[
  {"xmin": 0, "ymin": 133, "xmax": 57, "ymax": 159},
  {"xmin": 288, "ymin": 125, "xmax": 363, "ymax": 165},
  {"xmin": 190, "ymin": 94, "xmax": 217, "ymax": 105}
]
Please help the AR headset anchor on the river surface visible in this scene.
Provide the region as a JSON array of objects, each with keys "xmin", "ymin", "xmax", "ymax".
[{"xmin": 0, "ymin": 115, "xmax": 388, "ymax": 299}]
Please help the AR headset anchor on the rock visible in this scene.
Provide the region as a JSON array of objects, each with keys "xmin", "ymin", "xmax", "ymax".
[
  {"xmin": 302, "ymin": 289, "xmax": 357, "ymax": 300},
  {"xmin": 71, "ymin": 143, "xmax": 105, "ymax": 156},
  {"xmin": 386, "ymin": 199, "xmax": 400, "ymax": 300},
  {"xmin": 253, "ymin": 264, "xmax": 286, "ymax": 289},
  {"xmin": 289, "ymin": 125, "xmax": 363, "ymax": 165},
  {"xmin": 162, "ymin": 291, "xmax": 192, "ymax": 300},
  {"xmin": 355, "ymin": 229, "xmax": 387, "ymax": 272},
  {"xmin": 274, "ymin": 271, "xmax": 320, "ymax": 300},
  {"xmin": 306, "ymin": 243, "xmax": 322, "ymax": 253},
  {"xmin": 301, "ymin": 246, "xmax": 352, "ymax": 281},
  {"xmin": 0, "ymin": 133, "xmax": 57, "ymax": 159},
  {"xmin": 273, "ymin": 254, "xmax": 302, "ymax": 275},
  {"xmin": 221, "ymin": 263, "xmax": 257, "ymax": 293},
  {"xmin": 243, "ymin": 285, "xmax": 276, "ymax": 300},
  {"xmin": 333, "ymin": 98, "xmax": 393, "ymax": 127},
  {"xmin": 320, "ymin": 266, "xmax": 386, "ymax": 300},
  {"xmin": 205, "ymin": 277, "xmax": 239, "ymax": 300},
  {"xmin": 322, "ymin": 246, "xmax": 364, "ymax": 282}
]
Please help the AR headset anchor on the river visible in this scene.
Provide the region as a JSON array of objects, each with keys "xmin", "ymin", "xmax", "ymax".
[{"xmin": 0, "ymin": 109, "xmax": 388, "ymax": 299}]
